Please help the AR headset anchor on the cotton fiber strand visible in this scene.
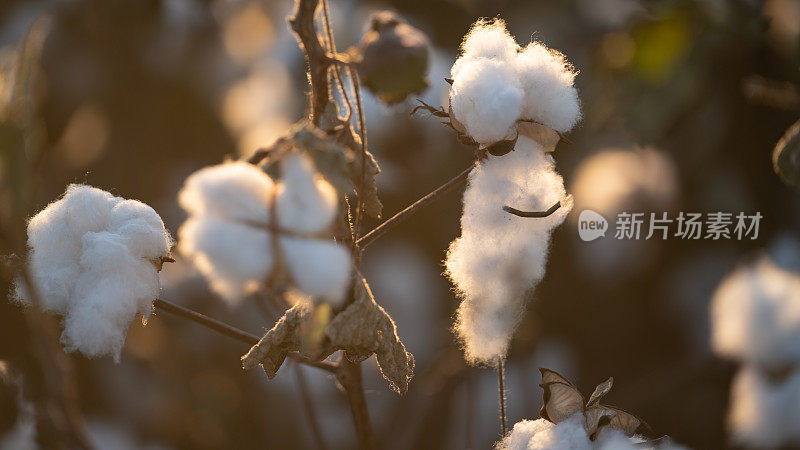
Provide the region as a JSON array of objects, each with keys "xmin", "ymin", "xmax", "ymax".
[
  {"xmin": 445, "ymin": 18, "xmax": 580, "ymax": 364},
  {"xmin": 177, "ymin": 155, "xmax": 351, "ymax": 306},
  {"xmin": 18, "ymin": 184, "xmax": 172, "ymax": 361},
  {"xmin": 710, "ymin": 257, "xmax": 800, "ymax": 367},
  {"xmin": 449, "ymin": 19, "xmax": 580, "ymax": 145}
]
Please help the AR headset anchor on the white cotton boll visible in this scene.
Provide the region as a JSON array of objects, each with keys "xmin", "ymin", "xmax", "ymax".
[
  {"xmin": 449, "ymin": 59, "xmax": 523, "ymax": 144},
  {"xmin": 452, "ymin": 19, "xmax": 519, "ymax": 79},
  {"xmin": 281, "ymin": 237, "xmax": 352, "ymax": 307},
  {"xmin": 178, "ymin": 217, "xmax": 272, "ymax": 302},
  {"xmin": 496, "ymin": 415, "xmax": 592, "ymax": 450},
  {"xmin": 710, "ymin": 257, "xmax": 800, "ymax": 367},
  {"xmin": 275, "ymin": 153, "xmax": 338, "ymax": 234},
  {"xmin": 728, "ymin": 366, "xmax": 800, "ymax": 449},
  {"xmin": 18, "ymin": 185, "xmax": 171, "ymax": 360},
  {"xmin": 446, "ymin": 136, "xmax": 571, "ymax": 363},
  {"xmin": 177, "ymin": 161, "xmax": 274, "ymax": 223},
  {"xmin": 515, "ymin": 43, "xmax": 581, "ymax": 133}
]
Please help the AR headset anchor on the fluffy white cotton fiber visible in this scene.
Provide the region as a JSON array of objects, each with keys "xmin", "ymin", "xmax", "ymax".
[
  {"xmin": 496, "ymin": 414, "xmax": 687, "ymax": 450},
  {"xmin": 445, "ymin": 19, "xmax": 581, "ymax": 364},
  {"xmin": 711, "ymin": 257, "xmax": 800, "ymax": 448},
  {"xmin": 449, "ymin": 19, "xmax": 580, "ymax": 145},
  {"xmin": 446, "ymin": 136, "xmax": 572, "ymax": 364},
  {"xmin": 711, "ymin": 257, "xmax": 800, "ymax": 367},
  {"xmin": 18, "ymin": 185, "xmax": 172, "ymax": 361},
  {"xmin": 178, "ymin": 155, "xmax": 351, "ymax": 306}
]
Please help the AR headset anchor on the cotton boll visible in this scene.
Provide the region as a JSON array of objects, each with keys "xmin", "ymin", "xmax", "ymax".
[
  {"xmin": 710, "ymin": 257, "xmax": 800, "ymax": 367},
  {"xmin": 275, "ymin": 153, "xmax": 338, "ymax": 234},
  {"xmin": 178, "ymin": 217, "xmax": 273, "ymax": 302},
  {"xmin": 107, "ymin": 200, "xmax": 173, "ymax": 259},
  {"xmin": 281, "ymin": 237, "xmax": 352, "ymax": 307},
  {"xmin": 515, "ymin": 43, "xmax": 581, "ymax": 133},
  {"xmin": 449, "ymin": 59, "xmax": 523, "ymax": 144},
  {"xmin": 446, "ymin": 137, "xmax": 571, "ymax": 363},
  {"xmin": 496, "ymin": 415, "xmax": 592, "ymax": 450},
  {"xmin": 18, "ymin": 185, "xmax": 171, "ymax": 360},
  {"xmin": 728, "ymin": 366, "xmax": 800, "ymax": 449},
  {"xmin": 177, "ymin": 161, "xmax": 274, "ymax": 223},
  {"xmin": 452, "ymin": 19, "xmax": 518, "ymax": 79}
]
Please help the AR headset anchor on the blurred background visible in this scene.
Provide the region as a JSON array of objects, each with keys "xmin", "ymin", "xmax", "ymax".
[{"xmin": 0, "ymin": 0, "xmax": 799, "ymax": 448}]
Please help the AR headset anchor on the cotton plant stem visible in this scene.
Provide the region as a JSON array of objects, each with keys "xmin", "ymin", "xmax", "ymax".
[
  {"xmin": 337, "ymin": 358, "xmax": 377, "ymax": 450},
  {"xmin": 151, "ymin": 299, "xmax": 337, "ymax": 373},
  {"xmin": 498, "ymin": 358, "xmax": 508, "ymax": 436},
  {"xmin": 357, "ymin": 163, "xmax": 474, "ymax": 249}
]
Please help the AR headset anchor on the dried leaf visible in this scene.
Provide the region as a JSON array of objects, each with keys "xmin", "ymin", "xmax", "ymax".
[
  {"xmin": 241, "ymin": 303, "xmax": 311, "ymax": 378},
  {"xmin": 586, "ymin": 377, "xmax": 613, "ymax": 407},
  {"xmin": 326, "ymin": 276, "xmax": 414, "ymax": 393}
]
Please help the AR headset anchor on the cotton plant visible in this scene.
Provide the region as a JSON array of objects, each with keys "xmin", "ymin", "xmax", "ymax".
[
  {"xmin": 710, "ymin": 256, "xmax": 800, "ymax": 448},
  {"xmin": 177, "ymin": 153, "xmax": 353, "ymax": 307},
  {"xmin": 438, "ymin": 19, "xmax": 579, "ymax": 364},
  {"xmin": 14, "ymin": 184, "xmax": 173, "ymax": 361}
]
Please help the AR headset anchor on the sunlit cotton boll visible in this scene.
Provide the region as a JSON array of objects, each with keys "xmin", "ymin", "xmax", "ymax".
[
  {"xmin": 727, "ymin": 365, "xmax": 800, "ymax": 449},
  {"xmin": 710, "ymin": 256, "xmax": 800, "ymax": 368},
  {"xmin": 177, "ymin": 156, "xmax": 352, "ymax": 307},
  {"xmin": 497, "ymin": 414, "xmax": 687, "ymax": 450},
  {"xmin": 17, "ymin": 185, "xmax": 172, "ymax": 361},
  {"xmin": 448, "ymin": 19, "xmax": 580, "ymax": 145},
  {"xmin": 446, "ymin": 136, "xmax": 572, "ymax": 364}
]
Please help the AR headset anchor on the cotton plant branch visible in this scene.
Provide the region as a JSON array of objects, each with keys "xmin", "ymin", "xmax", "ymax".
[{"xmin": 152, "ymin": 298, "xmax": 338, "ymax": 373}]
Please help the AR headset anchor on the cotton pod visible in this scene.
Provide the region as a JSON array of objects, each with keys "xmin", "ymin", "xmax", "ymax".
[
  {"xmin": 177, "ymin": 155, "xmax": 352, "ymax": 306},
  {"xmin": 710, "ymin": 256, "xmax": 800, "ymax": 368},
  {"xmin": 448, "ymin": 19, "xmax": 580, "ymax": 145},
  {"xmin": 445, "ymin": 136, "xmax": 572, "ymax": 364},
  {"xmin": 16, "ymin": 184, "xmax": 172, "ymax": 361}
]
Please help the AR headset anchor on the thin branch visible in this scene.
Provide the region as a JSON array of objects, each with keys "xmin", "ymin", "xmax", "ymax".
[
  {"xmin": 357, "ymin": 163, "xmax": 475, "ymax": 249},
  {"xmin": 151, "ymin": 298, "xmax": 337, "ymax": 373},
  {"xmin": 321, "ymin": 0, "xmax": 353, "ymax": 122},
  {"xmin": 289, "ymin": 0, "xmax": 331, "ymax": 124},
  {"xmin": 350, "ymin": 65, "xmax": 368, "ymax": 241},
  {"xmin": 337, "ymin": 358, "xmax": 377, "ymax": 450},
  {"xmin": 498, "ymin": 358, "xmax": 508, "ymax": 437}
]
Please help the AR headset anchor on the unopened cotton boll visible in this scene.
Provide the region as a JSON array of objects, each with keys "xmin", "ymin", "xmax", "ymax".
[
  {"xmin": 728, "ymin": 366, "xmax": 800, "ymax": 449},
  {"xmin": 710, "ymin": 257, "xmax": 800, "ymax": 367},
  {"xmin": 446, "ymin": 136, "xmax": 572, "ymax": 364},
  {"xmin": 18, "ymin": 184, "xmax": 172, "ymax": 361}
]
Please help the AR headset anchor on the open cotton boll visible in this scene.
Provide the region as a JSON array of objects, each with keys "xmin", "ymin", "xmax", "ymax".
[
  {"xmin": 281, "ymin": 237, "xmax": 352, "ymax": 307},
  {"xmin": 710, "ymin": 257, "xmax": 800, "ymax": 367},
  {"xmin": 496, "ymin": 414, "xmax": 591, "ymax": 450},
  {"xmin": 18, "ymin": 184, "xmax": 172, "ymax": 361},
  {"xmin": 449, "ymin": 59, "xmax": 523, "ymax": 144},
  {"xmin": 515, "ymin": 43, "xmax": 581, "ymax": 133},
  {"xmin": 275, "ymin": 153, "xmax": 338, "ymax": 234},
  {"xmin": 177, "ymin": 161, "xmax": 274, "ymax": 223},
  {"xmin": 446, "ymin": 136, "xmax": 571, "ymax": 363},
  {"xmin": 451, "ymin": 19, "xmax": 518, "ymax": 79},
  {"xmin": 178, "ymin": 217, "xmax": 272, "ymax": 302},
  {"xmin": 728, "ymin": 366, "xmax": 800, "ymax": 449}
]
